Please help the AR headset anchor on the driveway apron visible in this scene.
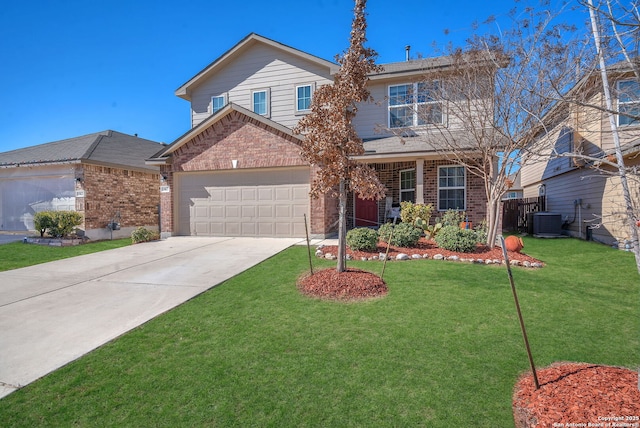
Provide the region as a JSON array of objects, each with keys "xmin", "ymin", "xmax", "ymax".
[{"xmin": 0, "ymin": 237, "xmax": 299, "ymax": 399}]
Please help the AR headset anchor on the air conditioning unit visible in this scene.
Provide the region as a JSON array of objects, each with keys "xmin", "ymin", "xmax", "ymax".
[{"xmin": 533, "ymin": 212, "xmax": 562, "ymax": 236}]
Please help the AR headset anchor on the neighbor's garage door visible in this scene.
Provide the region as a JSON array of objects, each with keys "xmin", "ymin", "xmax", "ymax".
[{"xmin": 176, "ymin": 168, "xmax": 309, "ymax": 238}]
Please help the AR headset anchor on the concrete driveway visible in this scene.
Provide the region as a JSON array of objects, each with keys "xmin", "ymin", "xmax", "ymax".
[{"xmin": 0, "ymin": 236, "xmax": 301, "ymax": 399}]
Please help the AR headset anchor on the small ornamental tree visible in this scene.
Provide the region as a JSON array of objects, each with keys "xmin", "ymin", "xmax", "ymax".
[{"xmin": 294, "ymin": 0, "xmax": 385, "ymax": 272}]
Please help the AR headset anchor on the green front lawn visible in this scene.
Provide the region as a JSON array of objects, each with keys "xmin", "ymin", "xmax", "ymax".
[
  {"xmin": 0, "ymin": 239, "xmax": 131, "ymax": 272},
  {"xmin": 0, "ymin": 237, "xmax": 637, "ymax": 426}
]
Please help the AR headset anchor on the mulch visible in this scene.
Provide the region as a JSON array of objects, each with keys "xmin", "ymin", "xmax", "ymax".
[
  {"xmin": 513, "ymin": 362, "xmax": 640, "ymax": 427},
  {"xmin": 297, "ymin": 268, "xmax": 387, "ymax": 302},
  {"xmin": 319, "ymin": 237, "xmax": 542, "ymax": 265}
]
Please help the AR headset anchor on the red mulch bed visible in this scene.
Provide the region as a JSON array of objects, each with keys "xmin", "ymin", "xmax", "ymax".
[
  {"xmin": 297, "ymin": 268, "xmax": 388, "ymax": 302},
  {"xmin": 319, "ymin": 237, "xmax": 542, "ymax": 265},
  {"xmin": 513, "ymin": 362, "xmax": 640, "ymax": 427}
]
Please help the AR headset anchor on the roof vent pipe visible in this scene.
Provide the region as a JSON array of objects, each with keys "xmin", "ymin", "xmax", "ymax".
[{"xmin": 405, "ymin": 45, "xmax": 411, "ymax": 61}]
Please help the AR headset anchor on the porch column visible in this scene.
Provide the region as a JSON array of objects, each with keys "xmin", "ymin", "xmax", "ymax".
[{"xmin": 416, "ymin": 159, "xmax": 424, "ymax": 204}]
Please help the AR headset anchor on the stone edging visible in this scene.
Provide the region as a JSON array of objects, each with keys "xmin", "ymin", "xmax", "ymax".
[
  {"xmin": 24, "ymin": 237, "xmax": 86, "ymax": 247},
  {"xmin": 314, "ymin": 245, "xmax": 543, "ymax": 268}
]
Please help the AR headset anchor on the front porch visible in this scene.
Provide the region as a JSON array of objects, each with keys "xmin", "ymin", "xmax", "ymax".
[{"xmin": 347, "ymin": 159, "xmax": 487, "ymax": 229}]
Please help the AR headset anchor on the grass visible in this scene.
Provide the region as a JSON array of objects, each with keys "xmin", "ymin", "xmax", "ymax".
[
  {"xmin": 0, "ymin": 239, "xmax": 131, "ymax": 272},
  {"xmin": 0, "ymin": 237, "xmax": 637, "ymax": 426}
]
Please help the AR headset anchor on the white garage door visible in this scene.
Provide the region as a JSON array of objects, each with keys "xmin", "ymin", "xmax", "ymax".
[{"xmin": 176, "ymin": 168, "xmax": 310, "ymax": 238}]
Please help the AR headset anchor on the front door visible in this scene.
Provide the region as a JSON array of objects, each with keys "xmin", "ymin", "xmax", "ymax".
[{"xmin": 355, "ymin": 196, "xmax": 378, "ymax": 227}]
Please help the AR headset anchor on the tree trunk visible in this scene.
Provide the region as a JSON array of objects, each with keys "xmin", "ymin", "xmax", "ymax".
[
  {"xmin": 486, "ymin": 197, "xmax": 501, "ymax": 248},
  {"xmin": 337, "ymin": 179, "xmax": 347, "ymax": 272}
]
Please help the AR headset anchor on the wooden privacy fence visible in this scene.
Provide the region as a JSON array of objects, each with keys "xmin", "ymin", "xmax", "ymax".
[{"xmin": 502, "ymin": 196, "xmax": 546, "ymax": 232}]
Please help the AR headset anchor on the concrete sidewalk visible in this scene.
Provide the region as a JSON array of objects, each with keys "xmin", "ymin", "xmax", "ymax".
[{"xmin": 0, "ymin": 236, "xmax": 301, "ymax": 399}]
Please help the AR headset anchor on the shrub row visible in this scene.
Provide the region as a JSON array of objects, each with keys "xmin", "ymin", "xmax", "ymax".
[
  {"xmin": 33, "ymin": 211, "xmax": 83, "ymax": 238},
  {"xmin": 345, "ymin": 206, "xmax": 488, "ymax": 253}
]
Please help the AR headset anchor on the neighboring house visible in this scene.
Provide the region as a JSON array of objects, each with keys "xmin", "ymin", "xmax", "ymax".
[
  {"xmin": 502, "ymin": 173, "xmax": 523, "ymax": 200},
  {"xmin": 0, "ymin": 130, "xmax": 164, "ymax": 240},
  {"xmin": 520, "ymin": 62, "xmax": 640, "ymax": 246},
  {"xmin": 147, "ymin": 33, "xmax": 490, "ymax": 239}
]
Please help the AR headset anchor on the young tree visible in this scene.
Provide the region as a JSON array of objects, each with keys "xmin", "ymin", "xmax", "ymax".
[
  {"xmin": 388, "ymin": 4, "xmax": 581, "ymax": 247},
  {"xmin": 294, "ymin": 0, "xmax": 385, "ymax": 272}
]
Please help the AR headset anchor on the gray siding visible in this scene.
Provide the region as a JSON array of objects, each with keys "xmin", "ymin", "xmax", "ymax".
[{"xmin": 189, "ymin": 44, "xmax": 333, "ymax": 129}]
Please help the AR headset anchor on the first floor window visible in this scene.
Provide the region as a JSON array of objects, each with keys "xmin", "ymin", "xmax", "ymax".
[
  {"xmin": 438, "ymin": 166, "xmax": 465, "ymax": 210},
  {"xmin": 618, "ymin": 79, "xmax": 640, "ymax": 126},
  {"xmin": 400, "ymin": 169, "xmax": 416, "ymax": 202},
  {"xmin": 211, "ymin": 95, "xmax": 226, "ymax": 114},
  {"xmin": 252, "ymin": 89, "xmax": 269, "ymax": 116},
  {"xmin": 296, "ymin": 84, "xmax": 313, "ymax": 112}
]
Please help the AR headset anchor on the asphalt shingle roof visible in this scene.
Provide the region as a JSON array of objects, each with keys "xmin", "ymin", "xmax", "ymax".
[{"xmin": 0, "ymin": 130, "xmax": 164, "ymax": 171}]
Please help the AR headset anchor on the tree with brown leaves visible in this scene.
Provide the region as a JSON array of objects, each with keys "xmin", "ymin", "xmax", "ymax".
[{"xmin": 294, "ymin": 0, "xmax": 385, "ymax": 272}]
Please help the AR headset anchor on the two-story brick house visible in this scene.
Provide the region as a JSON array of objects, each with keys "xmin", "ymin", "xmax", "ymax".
[
  {"xmin": 147, "ymin": 33, "xmax": 489, "ymax": 238},
  {"xmin": 520, "ymin": 62, "xmax": 640, "ymax": 246}
]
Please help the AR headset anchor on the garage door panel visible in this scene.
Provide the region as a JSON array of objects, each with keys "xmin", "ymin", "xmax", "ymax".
[
  {"xmin": 258, "ymin": 188, "xmax": 274, "ymax": 201},
  {"xmin": 242, "ymin": 206, "xmax": 256, "ymax": 218},
  {"xmin": 225, "ymin": 205, "xmax": 240, "ymax": 218},
  {"xmin": 258, "ymin": 206, "xmax": 273, "ymax": 218},
  {"xmin": 177, "ymin": 168, "xmax": 309, "ymax": 237},
  {"xmin": 225, "ymin": 189, "xmax": 240, "ymax": 201},
  {"xmin": 275, "ymin": 205, "xmax": 291, "ymax": 217},
  {"xmin": 241, "ymin": 223, "xmax": 256, "ymax": 235}
]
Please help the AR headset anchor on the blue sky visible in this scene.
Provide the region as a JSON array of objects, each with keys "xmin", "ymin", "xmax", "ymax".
[{"xmin": 0, "ymin": 0, "xmax": 585, "ymax": 152}]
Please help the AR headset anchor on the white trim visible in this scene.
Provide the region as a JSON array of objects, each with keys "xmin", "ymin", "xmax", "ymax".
[
  {"xmin": 617, "ymin": 79, "xmax": 640, "ymax": 127},
  {"xmin": 388, "ymin": 82, "xmax": 443, "ymax": 128},
  {"xmin": 437, "ymin": 165, "xmax": 466, "ymax": 211},
  {"xmin": 399, "ymin": 168, "xmax": 416, "ymax": 202},
  {"xmin": 295, "ymin": 83, "xmax": 315, "ymax": 114},
  {"xmin": 210, "ymin": 94, "xmax": 227, "ymax": 114},
  {"xmin": 251, "ymin": 88, "xmax": 270, "ymax": 117}
]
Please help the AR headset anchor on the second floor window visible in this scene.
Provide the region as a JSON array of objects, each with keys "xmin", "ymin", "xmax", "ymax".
[
  {"xmin": 252, "ymin": 89, "xmax": 269, "ymax": 116},
  {"xmin": 296, "ymin": 84, "xmax": 313, "ymax": 112},
  {"xmin": 211, "ymin": 95, "xmax": 226, "ymax": 114},
  {"xmin": 389, "ymin": 82, "xmax": 442, "ymax": 128},
  {"xmin": 618, "ymin": 79, "xmax": 639, "ymax": 126}
]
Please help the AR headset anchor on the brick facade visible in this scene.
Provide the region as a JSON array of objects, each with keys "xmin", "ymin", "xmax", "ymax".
[
  {"xmin": 77, "ymin": 164, "xmax": 160, "ymax": 237},
  {"xmin": 161, "ymin": 110, "xmax": 338, "ymax": 237},
  {"xmin": 347, "ymin": 159, "xmax": 488, "ymax": 228}
]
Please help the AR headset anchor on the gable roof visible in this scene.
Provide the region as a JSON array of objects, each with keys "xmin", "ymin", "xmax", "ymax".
[
  {"xmin": 175, "ymin": 33, "xmax": 340, "ymax": 101},
  {"xmin": 146, "ymin": 102, "xmax": 303, "ymax": 164},
  {"xmin": 0, "ymin": 130, "xmax": 164, "ymax": 172}
]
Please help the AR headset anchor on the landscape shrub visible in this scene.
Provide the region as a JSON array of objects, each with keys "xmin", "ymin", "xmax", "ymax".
[
  {"xmin": 440, "ymin": 209, "xmax": 467, "ymax": 227},
  {"xmin": 34, "ymin": 210, "xmax": 83, "ymax": 238},
  {"xmin": 131, "ymin": 227, "xmax": 160, "ymax": 244},
  {"xmin": 34, "ymin": 211, "xmax": 55, "ymax": 237},
  {"xmin": 400, "ymin": 201, "xmax": 433, "ymax": 226},
  {"xmin": 346, "ymin": 227, "xmax": 379, "ymax": 252},
  {"xmin": 378, "ymin": 222, "xmax": 422, "ymax": 247},
  {"xmin": 434, "ymin": 225, "xmax": 479, "ymax": 253}
]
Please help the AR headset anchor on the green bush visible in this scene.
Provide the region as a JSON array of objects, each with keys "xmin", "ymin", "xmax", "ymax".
[
  {"xmin": 400, "ymin": 201, "xmax": 433, "ymax": 226},
  {"xmin": 34, "ymin": 211, "xmax": 55, "ymax": 237},
  {"xmin": 131, "ymin": 227, "xmax": 160, "ymax": 244},
  {"xmin": 434, "ymin": 226, "xmax": 479, "ymax": 253},
  {"xmin": 346, "ymin": 227, "xmax": 379, "ymax": 252},
  {"xmin": 378, "ymin": 222, "xmax": 422, "ymax": 247},
  {"xmin": 440, "ymin": 209, "xmax": 467, "ymax": 227},
  {"xmin": 33, "ymin": 210, "xmax": 83, "ymax": 238},
  {"xmin": 474, "ymin": 220, "xmax": 488, "ymax": 244}
]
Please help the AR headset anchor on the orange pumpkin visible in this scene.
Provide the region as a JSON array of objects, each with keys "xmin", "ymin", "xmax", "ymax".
[{"xmin": 504, "ymin": 236, "xmax": 524, "ymax": 253}]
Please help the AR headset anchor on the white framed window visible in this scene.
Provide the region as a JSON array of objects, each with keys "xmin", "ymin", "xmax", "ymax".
[
  {"xmin": 296, "ymin": 84, "xmax": 313, "ymax": 113},
  {"xmin": 438, "ymin": 166, "xmax": 466, "ymax": 211},
  {"xmin": 400, "ymin": 169, "xmax": 416, "ymax": 202},
  {"xmin": 617, "ymin": 79, "xmax": 640, "ymax": 126},
  {"xmin": 211, "ymin": 95, "xmax": 226, "ymax": 114},
  {"xmin": 389, "ymin": 82, "xmax": 442, "ymax": 128},
  {"xmin": 252, "ymin": 89, "xmax": 270, "ymax": 116}
]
